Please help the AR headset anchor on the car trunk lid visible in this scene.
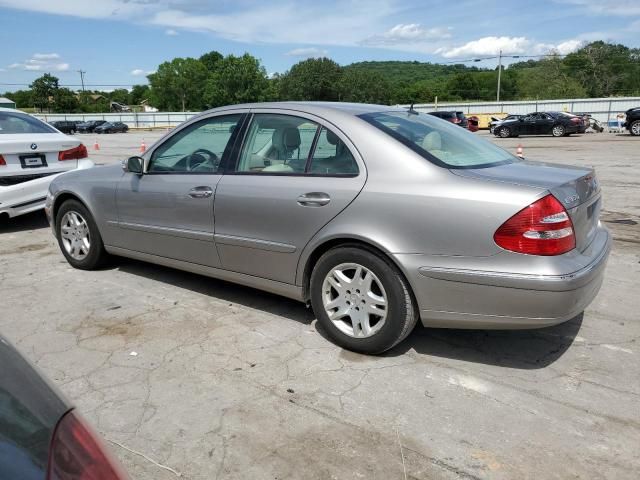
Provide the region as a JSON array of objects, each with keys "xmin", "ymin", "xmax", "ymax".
[
  {"xmin": 0, "ymin": 133, "xmax": 81, "ymax": 176},
  {"xmin": 452, "ymin": 160, "xmax": 601, "ymax": 252}
]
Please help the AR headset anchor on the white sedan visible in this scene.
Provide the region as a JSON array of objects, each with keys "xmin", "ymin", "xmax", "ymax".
[{"xmin": 0, "ymin": 108, "xmax": 94, "ymax": 220}]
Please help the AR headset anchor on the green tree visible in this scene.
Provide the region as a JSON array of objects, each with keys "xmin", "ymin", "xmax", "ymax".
[
  {"xmin": 30, "ymin": 73, "xmax": 59, "ymax": 112},
  {"xmin": 52, "ymin": 88, "xmax": 80, "ymax": 113},
  {"xmin": 203, "ymin": 53, "xmax": 269, "ymax": 107},
  {"xmin": 130, "ymin": 84, "xmax": 151, "ymax": 105},
  {"xmin": 279, "ymin": 58, "xmax": 343, "ymax": 101},
  {"xmin": 516, "ymin": 56, "xmax": 586, "ymax": 99},
  {"xmin": 148, "ymin": 57, "xmax": 208, "ymax": 111},
  {"xmin": 109, "ymin": 88, "xmax": 131, "ymax": 105},
  {"xmin": 338, "ymin": 69, "xmax": 391, "ymax": 104},
  {"xmin": 199, "ymin": 50, "xmax": 223, "ymax": 71},
  {"xmin": 564, "ymin": 41, "xmax": 637, "ymax": 97},
  {"xmin": 3, "ymin": 90, "xmax": 32, "ymax": 109}
]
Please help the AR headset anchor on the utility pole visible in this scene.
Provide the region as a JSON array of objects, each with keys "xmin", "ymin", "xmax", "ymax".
[
  {"xmin": 496, "ymin": 50, "xmax": 502, "ymax": 103},
  {"xmin": 77, "ymin": 70, "xmax": 86, "ymax": 93}
]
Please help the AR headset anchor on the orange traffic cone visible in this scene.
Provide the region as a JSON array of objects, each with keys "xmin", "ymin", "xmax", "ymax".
[
  {"xmin": 516, "ymin": 144, "xmax": 524, "ymax": 158},
  {"xmin": 93, "ymin": 139, "xmax": 100, "ymax": 151},
  {"xmin": 140, "ymin": 139, "xmax": 146, "ymax": 153}
]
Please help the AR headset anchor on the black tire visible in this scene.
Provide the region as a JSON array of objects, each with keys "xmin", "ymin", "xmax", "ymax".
[
  {"xmin": 310, "ymin": 246, "xmax": 418, "ymax": 354},
  {"xmin": 55, "ymin": 199, "xmax": 108, "ymax": 270},
  {"xmin": 552, "ymin": 124, "xmax": 566, "ymax": 137},
  {"xmin": 630, "ymin": 120, "xmax": 640, "ymax": 136},
  {"xmin": 497, "ymin": 126, "xmax": 511, "ymax": 138}
]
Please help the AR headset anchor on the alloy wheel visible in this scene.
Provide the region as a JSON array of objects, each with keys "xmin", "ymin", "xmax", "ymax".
[
  {"xmin": 631, "ymin": 121, "xmax": 640, "ymax": 136},
  {"xmin": 60, "ymin": 211, "xmax": 91, "ymax": 261},
  {"xmin": 321, "ymin": 263, "xmax": 388, "ymax": 338},
  {"xmin": 552, "ymin": 125, "xmax": 565, "ymax": 137},
  {"xmin": 499, "ymin": 127, "xmax": 510, "ymax": 138}
]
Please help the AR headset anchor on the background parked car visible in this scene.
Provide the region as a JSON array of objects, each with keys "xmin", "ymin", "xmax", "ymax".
[
  {"xmin": 489, "ymin": 114, "xmax": 521, "ymax": 134},
  {"xmin": 467, "ymin": 115, "xmax": 479, "ymax": 132},
  {"xmin": 49, "ymin": 120, "xmax": 82, "ymax": 134},
  {"xmin": 493, "ymin": 111, "xmax": 584, "ymax": 138},
  {"xmin": 624, "ymin": 107, "xmax": 640, "ymax": 136},
  {"xmin": 0, "ymin": 334, "xmax": 130, "ymax": 480},
  {"xmin": 0, "ymin": 108, "xmax": 94, "ymax": 219},
  {"xmin": 428, "ymin": 111, "xmax": 469, "ymax": 129},
  {"xmin": 94, "ymin": 121, "xmax": 129, "ymax": 134},
  {"xmin": 76, "ymin": 120, "xmax": 107, "ymax": 133}
]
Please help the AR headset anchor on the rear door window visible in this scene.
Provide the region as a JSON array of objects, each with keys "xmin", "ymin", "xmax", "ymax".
[
  {"xmin": 360, "ymin": 110, "xmax": 515, "ymax": 169},
  {"xmin": 0, "ymin": 112, "xmax": 55, "ymax": 134}
]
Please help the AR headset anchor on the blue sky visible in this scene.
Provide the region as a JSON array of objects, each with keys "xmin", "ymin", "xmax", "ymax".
[{"xmin": 0, "ymin": 0, "xmax": 638, "ymax": 92}]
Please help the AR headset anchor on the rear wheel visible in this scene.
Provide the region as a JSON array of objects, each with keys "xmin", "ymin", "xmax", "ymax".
[
  {"xmin": 630, "ymin": 120, "xmax": 640, "ymax": 136},
  {"xmin": 310, "ymin": 246, "xmax": 418, "ymax": 354},
  {"xmin": 55, "ymin": 200, "xmax": 108, "ymax": 270},
  {"xmin": 552, "ymin": 124, "xmax": 566, "ymax": 137},
  {"xmin": 498, "ymin": 126, "xmax": 511, "ymax": 138}
]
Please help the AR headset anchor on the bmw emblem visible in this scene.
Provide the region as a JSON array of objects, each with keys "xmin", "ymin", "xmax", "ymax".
[{"xmin": 30, "ymin": 143, "xmax": 37, "ymax": 150}]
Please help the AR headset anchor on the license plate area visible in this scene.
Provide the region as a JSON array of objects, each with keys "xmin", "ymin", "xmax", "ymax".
[{"xmin": 19, "ymin": 154, "xmax": 48, "ymax": 169}]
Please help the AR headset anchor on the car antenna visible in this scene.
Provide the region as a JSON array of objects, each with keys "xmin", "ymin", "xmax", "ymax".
[{"xmin": 408, "ymin": 103, "xmax": 418, "ymax": 115}]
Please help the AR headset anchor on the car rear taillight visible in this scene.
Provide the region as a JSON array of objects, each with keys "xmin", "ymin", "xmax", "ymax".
[
  {"xmin": 58, "ymin": 144, "xmax": 88, "ymax": 161},
  {"xmin": 494, "ymin": 194, "xmax": 575, "ymax": 256},
  {"xmin": 571, "ymin": 117, "xmax": 581, "ymax": 124},
  {"xmin": 47, "ymin": 410, "xmax": 129, "ymax": 480},
  {"xmin": 0, "ymin": 154, "xmax": 5, "ymax": 166}
]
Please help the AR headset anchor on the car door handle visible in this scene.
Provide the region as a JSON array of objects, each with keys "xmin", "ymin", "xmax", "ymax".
[
  {"xmin": 297, "ymin": 192, "xmax": 331, "ymax": 207},
  {"xmin": 188, "ymin": 186, "xmax": 214, "ymax": 198}
]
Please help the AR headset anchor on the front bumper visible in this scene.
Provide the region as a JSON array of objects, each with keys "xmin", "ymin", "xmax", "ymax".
[{"xmin": 395, "ymin": 227, "xmax": 612, "ymax": 329}]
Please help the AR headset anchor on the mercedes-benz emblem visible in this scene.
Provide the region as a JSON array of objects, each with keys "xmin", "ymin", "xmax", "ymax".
[{"xmin": 30, "ymin": 143, "xmax": 37, "ymax": 150}]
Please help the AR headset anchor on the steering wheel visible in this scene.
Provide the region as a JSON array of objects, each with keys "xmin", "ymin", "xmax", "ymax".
[{"xmin": 186, "ymin": 148, "xmax": 219, "ymax": 172}]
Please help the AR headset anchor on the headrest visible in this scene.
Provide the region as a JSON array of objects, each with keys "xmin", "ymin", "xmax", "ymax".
[
  {"xmin": 272, "ymin": 127, "xmax": 301, "ymax": 151},
  {"xmin": 326, "ymin": 130, "xmax": 340, "ymax": 145},
  {"xmin": 421, "ymin": 131, "xmax": 442, "ymax": 151}
]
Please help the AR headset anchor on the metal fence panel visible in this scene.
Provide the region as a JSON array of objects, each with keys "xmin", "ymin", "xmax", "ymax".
[{"xmin": 34, "ymin": 97, "xmax": 640, "ymax": 128}]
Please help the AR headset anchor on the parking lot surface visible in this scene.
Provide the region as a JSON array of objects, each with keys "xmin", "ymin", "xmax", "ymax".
[{"xmin": 1, "ymin": 131, "xmax": 639, "ymax": 479}]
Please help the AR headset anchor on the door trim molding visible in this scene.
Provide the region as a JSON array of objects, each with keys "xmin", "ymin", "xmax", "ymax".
[
  {"xmin": 118, "ymin": 221, "xmax": 214, "ymax": 242},
  {"xmin": 214, "ymin": 233, "xmax": 296, "ymax": 253}
]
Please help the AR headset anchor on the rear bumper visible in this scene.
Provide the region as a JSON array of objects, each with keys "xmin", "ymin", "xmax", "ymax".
[{"xmin": 396, "ymin": 227, "xmax": 611, "ymax": 329}]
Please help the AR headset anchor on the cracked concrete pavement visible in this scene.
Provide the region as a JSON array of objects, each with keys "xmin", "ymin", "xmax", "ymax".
[{"xmin": 1, "ymin": 131, "xmax": 639, "ymax": 479}]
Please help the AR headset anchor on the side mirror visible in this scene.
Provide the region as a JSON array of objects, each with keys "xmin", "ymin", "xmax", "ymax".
[{"xmin": 123, "ymin": 156, "xmax": 144, "ymax": 175}]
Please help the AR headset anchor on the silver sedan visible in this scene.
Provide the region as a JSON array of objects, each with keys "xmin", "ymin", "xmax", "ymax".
[{"xmin": 45, "ymin": 102, "xmax": 611, "ymax": 354}]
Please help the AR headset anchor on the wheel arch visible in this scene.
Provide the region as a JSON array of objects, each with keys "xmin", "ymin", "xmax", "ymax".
[
  {"xmin": 51, "ymin": 192, "xmax": 92, "ymax": 232},
  {"xmin": 299, "ymin": 236, "xmax": 416, "ymax": 305}
]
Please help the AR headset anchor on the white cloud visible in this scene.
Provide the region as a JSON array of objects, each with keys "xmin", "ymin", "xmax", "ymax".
[
  {"xmin": 364, "ymin": 24, "xmax": 452, "ymax": 45},
  {"xmin": 285, "ymin": 47, "xmax": 328, "ymax": 58},
  {"xmin": 33, "ymin": 52, "xmax": 60, "ymax": 60},
  {"xmin": 165, "ymin": 28, "xmax": 178, "ymax": 36},
  {"xmin": 438, "ymin": 36, "xmax": 583, "ymax": 58},
  {"xmin": 130, "ymin": 69, "xmax": 154, "ymax": 76},
  {"xmin": 439, "ymin": 36, "xmax": 530, "ymax": 58},
  {"xmin": 8, "ymin": 53, "xmax": 69, "ymax": 71}
]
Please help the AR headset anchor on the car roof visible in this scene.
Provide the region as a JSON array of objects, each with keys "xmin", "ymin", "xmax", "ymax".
[{"xmin": 200, "ymin": 101, "xmax": 402, "ymax": 118}]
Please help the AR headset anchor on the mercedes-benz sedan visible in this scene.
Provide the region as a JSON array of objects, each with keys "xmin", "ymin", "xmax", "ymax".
[{"xmin": 45, "ymin": 102, "xmax": 610, "ymax": 354}]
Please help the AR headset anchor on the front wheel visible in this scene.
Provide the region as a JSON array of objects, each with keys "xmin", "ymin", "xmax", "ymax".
[
  {"xmin": 552, "ymin": 124, "xmax": 566, "ymax": 137},
  {"xmin": 310, "ymin": 247, "xmax": 418, "ymax": 354},
  {"xmin": 498, "ymin": 126, "xmax": 511, "ymax": 138},
  {"xmin": 56, "ymin": 200, "xmax": 108, "ymax": 270},
  {"xmin": 630, "ymin": 120, "xmax": 640, "ymax": 136}
]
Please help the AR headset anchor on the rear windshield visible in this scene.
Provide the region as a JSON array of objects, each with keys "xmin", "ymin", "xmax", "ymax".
[
  {"xmin": 360, "ymin": 110, "xmax": 516, "ymax": 169},
  {"xmin": 455, "ymin": 112, "xmax": 466, "ymax": 120},
  {"xmin": 0, "ymin": 112, "xmax": 55, "ymax": 134}
]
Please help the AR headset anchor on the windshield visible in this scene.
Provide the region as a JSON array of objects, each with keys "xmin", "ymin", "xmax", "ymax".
[
  {"xmin": 0, "ymin": 112, "xmax": 56, "ymax": 134},
  {"xmin": 360, "ymin": 110, "xmax": 516, "ymax": 169}
]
